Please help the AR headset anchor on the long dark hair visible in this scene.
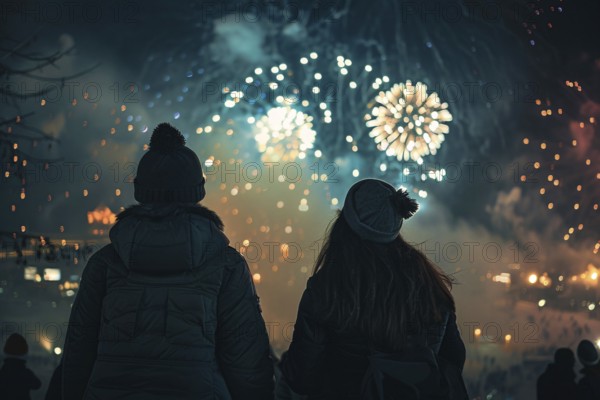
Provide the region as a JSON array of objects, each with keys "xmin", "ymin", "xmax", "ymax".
[{"xmin": 312, "ymin": 212, "xmax": 455, "ymax": 350}]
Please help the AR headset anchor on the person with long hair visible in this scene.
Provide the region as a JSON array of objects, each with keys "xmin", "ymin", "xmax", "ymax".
[{"xmin": 280, "ymin": 179, "xmax": 467, "ymax": 399}]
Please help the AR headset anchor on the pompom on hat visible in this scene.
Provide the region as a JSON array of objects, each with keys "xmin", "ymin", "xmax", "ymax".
[
  {"xmin": 134, "ymin": 123, "xmax": 206, "ymax": 204},
  {"xmin": 342, "ymin": 179, "xmax": 418, "ymax": 243}
]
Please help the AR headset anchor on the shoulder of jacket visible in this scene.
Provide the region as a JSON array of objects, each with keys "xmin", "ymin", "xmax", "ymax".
[
  {"xmin": 81, "ymin": 244, "xmax": 120, "ymax": 277},
  {"xmin": 90, "ymin": 244, "xmax": 120, "ymax": 264},
  {"xmin": 305, "ymin": 274, "xmax": 322, "ymax": 292},
  {"xmin": 217, "ymin": 246, "xmax": 247, "ymax": 268},
  {"xmin": 216, "ymin": 247, "xmax": 257, "ymax": 290}
]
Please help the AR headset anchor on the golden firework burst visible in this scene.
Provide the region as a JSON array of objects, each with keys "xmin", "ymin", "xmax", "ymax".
[
  {"xmin": 365, "ymin": 80, "xmax": 452, "ymax": 163},
  {"xmin": 254, "ymin": 106, "xmax": 316, "ymax": 162}
]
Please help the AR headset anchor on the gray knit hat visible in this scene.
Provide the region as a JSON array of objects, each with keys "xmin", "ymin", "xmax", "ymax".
[
  {"xmin": 342, "ymin": 179, "xmax": 418, "ymax": 243},
  {"xmin": 577, "ymin": 340, "xmax": 600, "ymax": 367}
]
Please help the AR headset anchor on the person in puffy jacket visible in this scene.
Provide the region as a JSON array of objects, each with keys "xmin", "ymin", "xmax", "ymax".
[
  {"xmin": 61, "ymin": 123, "xmax": 274, "ymax": 400},
  {"xmin": 280, "ymin": 179, "xmax": 467, "ymax": 399}
]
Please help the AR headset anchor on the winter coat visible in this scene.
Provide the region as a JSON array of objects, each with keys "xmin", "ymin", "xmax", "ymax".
[
  {"xmin": 280, "ymin": 276, "xmax": 466, "ymax": 399},
  {"xmin": 0, "ymin": 357, "xmax": 41, "ymax": 400},
  {"xmin": 44, "ymin": 363, "xmax": 61, "ymax": 400},
  {"xmin": 275, "ymin": 374, "xmax": 308, "ymax": 400},
  {"xmin": 61, "ymin": 203, "xmax": 274, "ymax": 400},
  {"xmin": 537, "ymin": 363, "xmax": 577, "ymax": 400},
  {"xmin": 576, "ymin": 366, "xmax": 600, "ymax": 400},
  {"xmin": 274, "ymin": 352, "xmax": 307, "ymax": 400}
]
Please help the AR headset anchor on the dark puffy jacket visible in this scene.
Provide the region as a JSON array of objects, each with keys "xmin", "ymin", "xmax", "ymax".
[
  {"xmin": 280, "ymin": 277, "xmax": 466, "ymax": 399},
  {"xmin": 44, "ymin": 363, "xmax": 61, "ymax": 400},
  {"xmin": 0, "ymin": 357, "xmax": 41, "ymax": 400},
  {"xmin": 61, "ymin": 204, "xmax": 274, "ymax": 400}
]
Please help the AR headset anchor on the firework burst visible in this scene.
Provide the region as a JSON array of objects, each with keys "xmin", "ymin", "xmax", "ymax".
[
  {"xmin": 214, "ymin": 53, "xmax": 455, "ymax": 200},
  {"xmin": 365, "ymin": 81, "xmax": 452, "ymax": 164},
  {"xmin": 254, "ymin": 106, "xmax": 316, "ymax": 162}
]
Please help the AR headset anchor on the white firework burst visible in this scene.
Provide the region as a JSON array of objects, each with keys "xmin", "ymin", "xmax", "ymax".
[
  {"xmin": 365, "ymin": 80, "xmax": 452, "ymax": 164},
  {"xmin": 254, "ymin": 106, "xmax": 316, "ymax": 162}
]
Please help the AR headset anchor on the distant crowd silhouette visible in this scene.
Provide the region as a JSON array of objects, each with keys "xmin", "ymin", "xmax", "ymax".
[
  {"xmin": 537, "ymin": 340, "xmax": 600, "ymax": 400},
  {"xmin": 3, "ymin": 123, "xmax": 471, "ymax": 399},
  {"xmin": 0, "ymin": 235, "xmax": 96, "ymax": 267}
]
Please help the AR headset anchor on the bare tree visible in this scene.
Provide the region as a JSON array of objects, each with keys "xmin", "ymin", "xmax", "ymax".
[{"xmin": 0, "ymin": 28, "xmax": 98, "ymax": 188}]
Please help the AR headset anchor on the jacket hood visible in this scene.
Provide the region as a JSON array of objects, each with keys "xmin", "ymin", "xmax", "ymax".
[{"xmin": 109, "ymin": 203, "xmax": 229, "ymax": 274}]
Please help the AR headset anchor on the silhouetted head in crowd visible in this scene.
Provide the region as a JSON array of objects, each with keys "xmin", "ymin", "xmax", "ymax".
[
  {"xmin": 554, "ymin": 347, "xmax": 576, "ymax": 368},
  {"xmin": 313, "ymin": 179, "xmax": 455, "ymax": 350},
  {"xmin": 3, "ymin": 333, "xmax": 28, "ymax": 357},
  {"xmin": 577, "ymin": 340, "xmax": 600, "ymax": 368}
]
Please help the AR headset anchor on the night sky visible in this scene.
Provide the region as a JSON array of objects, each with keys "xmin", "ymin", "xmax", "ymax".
[{"xmin": 1, "ymin": 0, "xmax": 600, "ymax": 396}]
